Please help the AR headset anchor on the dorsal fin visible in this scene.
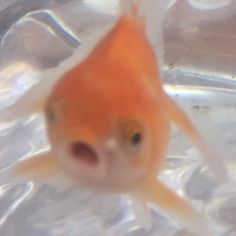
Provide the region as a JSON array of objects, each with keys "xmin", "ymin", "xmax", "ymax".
[
  {"xmin": 119, "ymin": 0, "xmax": 145, "ymax": 27},
  {"xmin": 119, "ymin": 0, "xmax": 170, "ymax": 63}
]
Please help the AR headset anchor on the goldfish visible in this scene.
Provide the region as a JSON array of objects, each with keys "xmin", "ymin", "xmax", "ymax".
[{"xmin": 1, "ymin": 1, "xmax": 228, "ymax": 235}]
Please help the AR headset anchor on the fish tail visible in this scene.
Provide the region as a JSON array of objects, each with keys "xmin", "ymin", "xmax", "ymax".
[{"xmin": 137, "ymin": 178, "xmax": 212, "ymax": 235}]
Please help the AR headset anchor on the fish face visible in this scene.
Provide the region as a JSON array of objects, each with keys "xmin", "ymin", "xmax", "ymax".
[{"xmin": 44, "ymin": 92, "xmax": 169, "ymax": 192}]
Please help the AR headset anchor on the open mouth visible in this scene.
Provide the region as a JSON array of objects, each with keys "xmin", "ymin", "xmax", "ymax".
[{"xmin": 69, "ymin": 142, "xmax": 99, "ymax": 166}]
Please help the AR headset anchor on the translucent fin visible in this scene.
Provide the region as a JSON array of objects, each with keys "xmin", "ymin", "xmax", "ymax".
[
  {"xmin": 136, "ymin": 178, "xmax": 211, "ymax": 235},
  {"xmin": 1, "ymin": 151, "xmax": 71, "ymax": 186},
  {"xmin": 119, "ymin": 0, "xmax": 145, "ymax": 24},
  {"xmin": 0, "ymin": 91, "xmax": 46, "ymax": 123},
  {"xmin": 119, "ymin": 0, "xmax": 172, "ymax": 62},
  {"xmin": 131, "ymin": 197, "xmax": 152, "ymax": 231},
  {"xmin": 163, "ymin": 93, "xmax": 228, "ymax": 183}
]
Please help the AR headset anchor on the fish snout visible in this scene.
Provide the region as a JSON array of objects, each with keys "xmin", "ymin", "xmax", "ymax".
[
  {"xmin": 62, "ymin": 139, "xmax": 136, "ymax": 190},
  {"xmin": 69, "ymin": 142, "xmax": 99, "ymax": 166},
  {"xmin": 66, "ymin": 140, "xmax": 108, "ymax": 181},
  {"xmin": 68, "ymin": 139, "xmax": 121, "ymax": 168}
]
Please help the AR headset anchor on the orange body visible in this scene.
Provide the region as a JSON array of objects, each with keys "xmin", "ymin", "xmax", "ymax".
[{"xmin": 45, "ymin": 14, "xmax": 170, "ymax": 191}]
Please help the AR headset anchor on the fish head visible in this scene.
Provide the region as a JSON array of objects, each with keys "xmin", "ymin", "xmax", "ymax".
[{"xmin": 44, "ymin": 63, "xmax": 169, "ymax": 192}]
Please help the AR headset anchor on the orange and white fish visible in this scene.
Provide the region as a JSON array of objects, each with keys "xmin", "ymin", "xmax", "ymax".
[{"xmin": 2, "ymin": 2, "xmax": 227, "ymax": 235}]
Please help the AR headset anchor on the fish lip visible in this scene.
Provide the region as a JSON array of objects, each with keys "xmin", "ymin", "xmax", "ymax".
[
  {"xmin": 69, "ymin": 141, "xmax": 99, "ymax": 166},
  {"xmin": 57, "ymin": 140, "xmax": 129, "ymax": 185},
  {"xmin": 62, "ymin": 140, "xmax": 107, "ymax": 177}
]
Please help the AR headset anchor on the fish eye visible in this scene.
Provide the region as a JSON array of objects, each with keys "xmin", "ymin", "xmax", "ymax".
[
  {"xmin": 45, "ymin": 98, "xmax": 59, "ymax": 123},
  {"xmin": 45, "ymin": 105, "xmax": 56, "ymax": 123},
  {"xmin": 119, "ymin": 119, "xmax": 143, "ymax": 151},
  {"xmin": 131, "ymin": 132, "xmax": 142, "ymax": 146}
]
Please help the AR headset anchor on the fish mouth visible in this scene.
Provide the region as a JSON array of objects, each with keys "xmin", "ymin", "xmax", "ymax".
[{"xmin": 69, "ymin": 142, "xmax": 99, "ymax": 166}]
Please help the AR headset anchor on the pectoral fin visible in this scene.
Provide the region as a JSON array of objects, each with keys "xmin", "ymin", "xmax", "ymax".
[
  {"xmin": 163, "ymin": 93, "xmax": 228, "ymax": 182},
  {"xmin": 0, "ymin": 94, "xmax": 46, "ymax": 123},
  {"xmin": 4, "ymin": 151, "xmax": 70, "ymax": 185},
  {"xmin": 136, "ymin": 178, "xmax": 211, "ymax": 235},
  {"xmin": 131, "ymin": 197, "xmax": 152, "ymax": 231}
]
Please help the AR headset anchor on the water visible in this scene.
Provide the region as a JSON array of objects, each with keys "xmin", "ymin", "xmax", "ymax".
[{"xmin": 0, "ymin": 0, "xmax": 236, "ymax": 235}]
